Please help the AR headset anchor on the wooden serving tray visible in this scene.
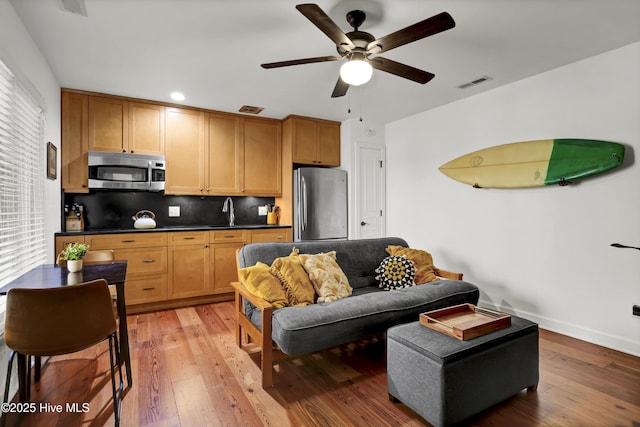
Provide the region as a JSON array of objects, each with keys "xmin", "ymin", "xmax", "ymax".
[{"xmin": 419, "ymin": 304, "xmax": 511, "ymax": 340}]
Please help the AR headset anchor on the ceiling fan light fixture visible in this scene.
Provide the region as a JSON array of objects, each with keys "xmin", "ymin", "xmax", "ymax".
[{"xmin": 339, "ymin": 55, "xmax": 372, "ymax": 86}]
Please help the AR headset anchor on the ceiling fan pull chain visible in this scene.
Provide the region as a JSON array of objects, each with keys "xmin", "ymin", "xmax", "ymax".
[{"xmin": 359, "ymin": 86, "xmax": 364, "ymax": 122}]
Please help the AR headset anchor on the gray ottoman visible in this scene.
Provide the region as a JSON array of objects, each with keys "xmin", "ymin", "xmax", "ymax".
[{"xmin": 387, "ymin": 315, "xmax": 538, "ymax": 427}]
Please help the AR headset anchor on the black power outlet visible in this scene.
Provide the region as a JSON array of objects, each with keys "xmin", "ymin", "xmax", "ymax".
[{"xmin": 634, "ymin": 305, "xmax": 640, "ymax": 317}]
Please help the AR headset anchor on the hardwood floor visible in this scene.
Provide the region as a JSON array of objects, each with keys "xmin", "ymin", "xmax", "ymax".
[{"xmin": 3, "ymin": 301, "xmax": 639, "ymax": 426}]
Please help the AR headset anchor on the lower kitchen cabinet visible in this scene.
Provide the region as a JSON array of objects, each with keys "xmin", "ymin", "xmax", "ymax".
[
  {"xmin": 249, "ymin": 228, "xmax": 292, "ymax": 243},
  {"xmin": 83, "ymin": 232, "xmax": 169, "ymax": 309},
  {"xmin": 55, "ymin": 235, "xmax": 85, "ymax": 257},
  {"xmin": 125, "ymin": 274, "xmax": 168, "ymax": 305},
  {"xmin": 55, "ymin": 226, "xmax": 291, "ymax": 312},
  {"xmin": 168, "ymin": 243, "xmax": 211, "ymax": 299},
  {"xmin": 210, "ymin": 242, "xmax": 243, "ymax": 294}
]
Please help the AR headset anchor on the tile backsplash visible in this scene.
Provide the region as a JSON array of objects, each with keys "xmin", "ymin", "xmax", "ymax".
[{"xmin": 63, "ymin": 191, "xmax": 275, "ymax": 231}]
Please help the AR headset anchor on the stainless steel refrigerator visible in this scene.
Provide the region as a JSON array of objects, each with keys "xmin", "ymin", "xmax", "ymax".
[{"xmin": 293, "ymin": 167, "xmax": 348, "ymax": 241}]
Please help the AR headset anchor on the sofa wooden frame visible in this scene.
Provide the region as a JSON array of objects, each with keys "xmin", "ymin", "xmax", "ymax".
[{"xmin": 231, "ymin": 250, "xmax": 463, "ymax": 388}]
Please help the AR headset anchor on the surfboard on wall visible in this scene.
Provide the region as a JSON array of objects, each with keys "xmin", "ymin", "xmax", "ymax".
[{"xmin": 438, "ymin": 139, "xmax": 625, "ymax": 188}]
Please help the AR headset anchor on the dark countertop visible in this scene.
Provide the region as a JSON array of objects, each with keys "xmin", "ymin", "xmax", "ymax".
[{"xmin": 55, "ymin": 224, "xmax": 292, "ymax": 237}]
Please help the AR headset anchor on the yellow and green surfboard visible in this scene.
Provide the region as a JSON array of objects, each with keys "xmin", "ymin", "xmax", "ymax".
[{"xmin": 439, "ymin": 139, "xmax": 625, "ymax": 188}]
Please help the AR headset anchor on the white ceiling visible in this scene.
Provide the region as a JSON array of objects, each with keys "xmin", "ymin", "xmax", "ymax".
[{"xmin": 11, "ymin": 0, "xmax": 640, "ymax": 124}]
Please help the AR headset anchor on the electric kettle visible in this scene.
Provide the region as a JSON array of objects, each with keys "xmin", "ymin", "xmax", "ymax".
[{"xmin": 132, "ymin": 210, "xmax": 157, "ymax": 229}]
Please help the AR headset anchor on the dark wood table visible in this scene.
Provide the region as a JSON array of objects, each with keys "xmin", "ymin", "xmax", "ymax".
[{"xmin": 0, "ymin": 260, "xmax": 133, "ymax": 400}]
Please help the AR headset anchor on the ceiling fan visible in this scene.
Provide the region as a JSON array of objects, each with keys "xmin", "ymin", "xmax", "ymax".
[{"xmin": 261, "ymin": 3, "xmax": 455, "ymax": 98}]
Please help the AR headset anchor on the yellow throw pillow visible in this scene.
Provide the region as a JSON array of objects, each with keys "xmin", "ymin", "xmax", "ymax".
[
  {"xmin": 238, "ymin": 262, "xmax": 288, "ymax": 308},
  {"xmin": 299, "ymin": 251, "xmax": 352, "ymax": 303},
  {"xmin": 271, "ymin": 253, "xmax": 315, "ymax": 306},
  {"xmin": 386, "ymin": 245, "xmax": 438, "ymax": 284}
]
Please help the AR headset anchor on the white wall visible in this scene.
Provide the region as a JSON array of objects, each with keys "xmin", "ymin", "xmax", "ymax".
[
  {"xmin": 0, "ymin": 0, "xmax": 61, "ymax": 263},
  {"xmin": 386, "ymin": 41, "xmax": 640, "ymax": 356}
]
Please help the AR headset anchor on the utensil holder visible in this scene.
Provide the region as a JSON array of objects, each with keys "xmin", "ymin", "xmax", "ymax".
[{"xmin": 267, "ymin": 212, "xmax": 278, "ymax": 225}]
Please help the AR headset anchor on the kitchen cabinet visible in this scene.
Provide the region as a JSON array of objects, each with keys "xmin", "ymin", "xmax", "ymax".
[
  {"xmin": 125, "ymin": 275, "xmax": 168, "ymax": 305},
  {"xmin": 249, "ymin": 228, "xmax": 292, "ymax": 243},
  {"xmin": 61, "ymin": 89, "xmax": 282, "ymax": 197},
  {"xmin": 84, "ymin": 232, "xmax": 168, "ymax": 305},
  {"xmin": 56, "ymin": 226, "xmax": 290, "ymax": 310},
  {"xmin": 164, "ymin": 107, "xmax": 207, "ymax": 195},
  {"xmin": 243, "ymin": 118, "xmax": 282, "ymax": 195},
  {"xmin": 277, "ymin": 115, "xmax": 340, "ymax": 225},
  {"xmin": 209, "ymin": 229, "xmax": 246, "ymax": 294},
  {"xmin": 61, "ymin": 92, "xmax": 89, "ymax": 193},
  {"xmin": 286, "ymin": 115, "xmax": 340, "ymax": 166},
  {"xmin": 168, "ymin": 232, "xmax": 211, "ymax": 299},
  {"xmin": 61, "ymin": 90, "xmax": 166, "ymax": 192},
  {"xmin": 88, "ymin": 96, "xmax": 129, "ymax": 153},
  {"xmin": 128, "ymin": 102, "xmax": 165, "ymax": 154},
  {"xmin": 166, "ymin": 112, "xmax": 282, "ymax": 197},
  {"xmin": 207, "ymin": 112, "xmax": 242, "ymax": 194},
  {"xmin": 85, "ymin": 232, "xmax": 168, "ymax": 249},
  {"xmin": 88, "ymin": 96, "xmax": 165, "ymax": 155},
  {"xmin": 210, "ymin": 242, "xmax": 243, "ymax": 294},
  {"xmin": 55, "ymin": 235, "xmax": 85, "ymax": 259}
]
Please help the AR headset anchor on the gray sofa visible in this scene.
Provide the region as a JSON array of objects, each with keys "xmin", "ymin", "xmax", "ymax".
[{"xmin": 231, "ymin": 237, "xmax": 480, "ymax": 387}]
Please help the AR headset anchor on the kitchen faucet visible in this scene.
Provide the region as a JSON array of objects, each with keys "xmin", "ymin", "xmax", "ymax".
[{"xmin": 222, "ymin": 197, "xmax": 235, "ymax": 226}]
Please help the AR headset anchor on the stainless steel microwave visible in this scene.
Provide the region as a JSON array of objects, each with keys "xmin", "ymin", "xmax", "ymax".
[{"xmin": 88, "ymin": 151, "xmax": 165, "ymax": 191}]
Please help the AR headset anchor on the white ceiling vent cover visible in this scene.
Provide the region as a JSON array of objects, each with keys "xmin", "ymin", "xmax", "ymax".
[{"xmin": 457, "ymin": 76, "xmax": 493, "ymax": 89}]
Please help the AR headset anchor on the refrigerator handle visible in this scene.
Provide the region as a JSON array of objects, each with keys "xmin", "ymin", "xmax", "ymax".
[{"xmin": 301, "ymin": 175, "xmax": 307, "ymax": 231}]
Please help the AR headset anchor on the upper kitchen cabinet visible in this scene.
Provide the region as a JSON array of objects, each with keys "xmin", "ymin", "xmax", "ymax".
[
  {"xmin": 164, "ymin": 107, "xmax": 207, "ymax": 195},
  {"xmin": 205, "ymin": 114, "xmax": 281, "ymax": 196},
  {"xmin": 61, "ymin": 92, "xmax": 89, "ymax": 193},
  {"xmin": 285, "ymin": 115, "xmax": 340, "ymax": 167},
  {"xmin": 128, "ymin": 102, "xmax": 165, "ymax": 154},
  {"xmin": 207, "ymin": 112, "xmax": 242, "ymax": 195},
  {"xmin": 88, "ymin": 96, "xmax": 128, "ymax": 153},
  {"xmin": 88, "ymin": 96, "xmax": 165, "ymax": 155},
  {"xmin": 242, "ymin": 118, "xmax": 282, "ymax": 196}
]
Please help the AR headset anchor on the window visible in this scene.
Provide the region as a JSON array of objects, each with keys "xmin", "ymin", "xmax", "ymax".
[{"xmin": 0, "ymin": 58, "xmax": 46, "ymax": 288}]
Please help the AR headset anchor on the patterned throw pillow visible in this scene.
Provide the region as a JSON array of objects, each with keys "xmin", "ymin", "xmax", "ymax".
[
  {"xmin": 299, "ymin": 251, "xmax": 352, "ymax": 303},
  {"xmin": 271, "ymin": 250, "xmax": 316, "ymax": 306},
  {"xmin": 375, "ymin": 255, "xmax": 416, "ymax": 290},
  {"xmin": 238, "ymin": 262, "xmax": 288, "ymax": 308},
  {"xmin": 386, "ymin": 245, "xmax": 438, "ymax": 284}
]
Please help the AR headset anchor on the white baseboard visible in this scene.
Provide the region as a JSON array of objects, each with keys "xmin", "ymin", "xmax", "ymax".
[{"xmin": 477, "ymin": 299, "xmax": 640, "ymax": 357}]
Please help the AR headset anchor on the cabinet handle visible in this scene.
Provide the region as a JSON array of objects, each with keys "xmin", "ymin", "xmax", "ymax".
[
  {"xmin": 122, "ymin": 239, "xmax": 135, "ymax": 243},
  {"xmin": 183, "ymin": 237, "xmax": 195, "ymax": 240},
  {"xmin": 142, "ymin": 287, "xmax": 155, "ymax": 291},
  {"xmin": 142, "ymin": 259, "xmax": 156, "ymax": 263},
  {"xmin": 277, "ymin": 236, "xmax": 283, "ymax": 240},
  {"xmin": 224, "ymin": 235, "xmax": 235, "ymax": 238}
]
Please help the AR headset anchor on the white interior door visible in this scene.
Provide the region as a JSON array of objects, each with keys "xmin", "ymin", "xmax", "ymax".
[{"xmin": 355, "ymin": 142, "xmax": 385, "ymax": 239}]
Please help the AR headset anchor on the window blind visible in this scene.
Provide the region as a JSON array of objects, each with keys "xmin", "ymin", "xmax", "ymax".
[{"xmin": 0, "ymin": 58, "xmax": 46, "ymax": 288}]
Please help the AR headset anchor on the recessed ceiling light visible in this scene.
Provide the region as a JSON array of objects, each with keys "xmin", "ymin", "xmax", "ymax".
[{"xmin": 170, "ymin": 91, "xmax": 185, "ymax": 102}]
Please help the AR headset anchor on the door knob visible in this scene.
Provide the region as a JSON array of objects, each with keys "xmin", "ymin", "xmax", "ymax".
[{"xmin": 360, "ymin": 221, "xmax": 368, "ymax": 226}]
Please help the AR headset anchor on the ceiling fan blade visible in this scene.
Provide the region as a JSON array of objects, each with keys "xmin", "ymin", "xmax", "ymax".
[
  {"xmin": 367, "ymin": 12, "xmax": 455, "ymax": 54},
  {"xmin": 331, "ymin": 77, "xmax": 350, "ymax": 98},
  {"xmin": 369, "ymin": 57, "xmax": 435, "ymax": 84},
  {"xmin": 261, "ymin": 55, "xmax": 343, "ymax": 69},
  {"xmin": 296, "ymin": 4, "xmax": 355, "ymax": 51}
]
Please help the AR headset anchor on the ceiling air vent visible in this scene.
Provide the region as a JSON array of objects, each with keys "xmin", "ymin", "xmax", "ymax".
[
  {"xmin": 239, "ymin": 105, "xmax": 264, "ymax": 115},
  {"xmin": 457, "ymin": 75, "xmax": 492, "ymax": 89}
]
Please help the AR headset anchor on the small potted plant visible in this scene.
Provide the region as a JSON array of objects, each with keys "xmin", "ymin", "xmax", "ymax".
[{"xmin": 61, "ymin": 242, "xmax": 89, "ymax": 272}]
